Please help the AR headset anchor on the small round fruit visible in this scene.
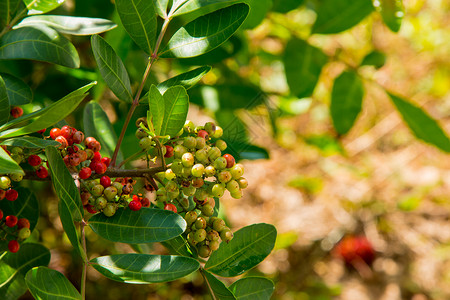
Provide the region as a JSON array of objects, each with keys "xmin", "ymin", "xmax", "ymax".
[
  {"xmin": 36, "ymin": 166, "xmax": 49, "ymax": 179},
  {"xmin": 103, "ymin": 204, "xmax": 117, "ymax": 217},
  {"xmin": 226, "ymin": 180, "xmax": 240, "ymax": 193},
  {"xmin": 0, "ymin": 176, "xmax": 11, "ymax": 189},
  {"xmin": 184, "ymin": 211, "xmax": 198, "ymax": 225},
  {"xmin": 192, "ymin": 177, "xmax": 204, "ymax": 188},
  {"xmin": 0, "ymin": 209, "xmax": 3, "ymax": 219},
  {"xmin": 183, "ymin": 136, "xmax": 197, "ymax": 149},
  {"xmin": 174, "ymin": 145, "xmax": 187, "ymax": 159},
  {"xmin": 209, "ymin": 240, "xmax": 220, "ymax": 251},
  {"xmin": 139, "ymin": 137, "xmax": 153, "ymax": 150},
  {"xmin": 164, "ymin": 203, "xmax": 177, "ymax": 213},
  {"xmin": 135, "ymin": 128, "xmax": 148, "ymax": 139},
  {"xmin": 88, "ymin": 141, "xmax": 101, "ymax": 152},
  {"xmin": 9, "ymin": 173, "xmax": 23, "ymax": 182},
  {"xmin": 205, "ymin": 165, "xmax": 216, "ymax": 177},
  {"xmin": 5, "ymin": 215, "xmax": 18, "ymax": 227},
  {"xmin": 5, "ymin": 189, "xmax": 18, "ymax": 201},
  {"xmin": 72, "ymin": 131, "xmax": 85, "ymax": 144},
  {"xmin": 101, "ymin": 157, "xmax": 111, "ymax": 167},
  {"xmin": 237, "ymin": 177, "xmax": 248, "ymax": 189},
  {"xmin": 182, "ymin": 185, "xmax": 196, "ymax": 197},
  {"xmin": 220, "ymin": 229, "xmax": 233, "ymax": 243},
  {"xmin": 194, "ymin": 188, "xmax": 208, "ymax": 200},
  {"xmin": 204, "ymin": 122, "xmax": 216, "ymax": 135},
  {"xmin": 165, "ymin": 180, "xmax": 178, "ymax": 193},
  {"xmin": 182, "ymin": 152, "xmax": 194, "ymax": 167},
  {"xmin": 213, "ymin": 219, "xmax": 226, "ymax": 232},
  {"xmin": 79, "ymin": 167, "xmax": 92, "ymax": 180},
  {"xmin": 212, "ymin": 126, "xmax": 223, "ymax": 138},
  {"xmin": 60, "ymin": 125, "xmax": 73, "ymax": 139},
  {"xmin": 171, "ymin": 159, "xmax": 183, "ymax": 174},
  {"xmin": 168, "ymin": 190, "xmax": 180, "ymax": 199},
  {"xmin": 223, "ymin": 154, "xmax": 235, "ymax": 168},
  {"xmin": 112, "ymin": 182, "xmax": 123, "ymax": 195},
  {"xmin": 217, "ymin": 171, "xmax": 232, "ymax": 183},
  {"xmin": 215, "ymin": 140, "xmax": 227, "ymax": 151},
  {"xmin": 18, "ymin": 227, "xmax": 31, "ymax": 239},
  {"xmin": 104, "ymin": 186, "xmax": 118, "ymax": 201},
  {"xmin": 195, "ymin": 149, "xmax": 208, "ymax": 162},
  {"xmin": 17, "ymin": 218, "xmax": 30, "ymax": 229},
  {"xmin": 93, "ymin": 162, "xmax": 107, "ymax": 174},
  {"xmin": 191, "ymin": 164, "xmax": 205, "ymax": 177},
  {"xmin": 195, "ymin": 137, "xmax": 206, "ymax": 149},
  {"xmin": 95, "ymin": 196, "xmax": 107, "ymax": 210},
  {"xmin": 230, "ymin": 164, "xmax": 244, "ymax": 179},
  {"xmin": 28, "ymin": 155, "xmax": 42, "ymax": 167},
  {"xmin": 100, "ymin": 176, "xmax": 111, "ymax": 188},
  {"xmin": 91, "ymin": 184, "xmax": 104, "ymax": 197},
  {"xmin": 193, "ymin": 229, "xmax": 206, "ymax": 242},
  {"xmin": 165, "ymin": 169, "xmax": 176, "ymax": 180},
  {"xmin": 8, "ymin": 240, "xmax": 19, "ymax": 253},
  {"xmin": 128, "ymin": 200, "xmax": 142, "ymax": 211},
  {"xmin": 122, "ymin": 183, "xmax": 133, "ymax": 195},
  {"xmin": 213, "ymin": 157, "xmax": 227, "ymax": 170},
  {"xmin": 140, "ymin": 197, "xmax": 150, "ymax": 207},
  {"xmin": 50, "ymin": 128, "xmax": 61, "ymax": 139},
  {"xmin": 198, "ymin": 245, "xmax": 211, "ymax": 258},
  {"xmin": 195, "ymin": 217, "xmax": 207, "ymax": 229},
  {"xmin": 197, "ymin": 130, "xmax": 209, "ymax": 139},
  {"xmin": 55, "ymin": 136, "xmax": 68, "ymax": 149},
  {"xmin": 86, "ymin": 204, "xmax": 97, "ymax": 214},
  {"xmin": 184, "ymin": 120, "xmax": 195, "ymax": 132},
  {"xmin": 208, "ymin": 147, "xmax": 221, "ymax": 162},
  {"xmin": 164, "ymin": 145, "xmax": 174, "ymax": 158},
  {"xmin": 201, "ymin": 204, "xmax": 214, "ymax": 217},
  {"xmin": 10, "ymin": 106, "xmax": 23, "ymax": 118},
  {"xmin": 230, "ymin": 190, "xmax": 243, "ymax": 199}
]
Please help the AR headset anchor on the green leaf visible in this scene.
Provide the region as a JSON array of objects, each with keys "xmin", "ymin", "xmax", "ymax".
[
  {"xmin": 0, "ymin": 75, "xmax": 9, "ymax": 126},
  {"xmin": 160, "ymin": 85, "xmax": 189, "ymax": 137},
  {"xmin": 361, "ymin": 50, "xmax": 386, "ymax": 69},
  {"xmin": 225, "ymin": 141, "xmax": 269, "ymax": 161},
  {"xmin": 0, "ymin": 0, "xmax": 22, "ymax": 26},
  {"xmin": 83, "ymin": 101, "xmax": 123, "ymax": 161},
  {"xmin": 0, "ymin": 146, "xmax": 23, "ymax": 174},
  {"xmin": 0, "ymin": 82, "xmax": 96, "ymax": 138},
  {"xmin": 148, "ymin": 85, "xmax": 164, "ymax": 136},
  {"xmin": 272, "ymin": 0, "xmax": 305, "ymax": 13},
  {"xmin": 0, "ymin": 136, "xmax": 59, "ymax": 148},
  {"xmin": 312, "ymin": 0, "xmax": 374, "ymax": 34},
  {"xmin": 158, "ymin": 66, "xmax": 211, "ymax": 94},
  {"xmin": 389, "ymin": 93, "xmax": 450, "ymax": 152},
  {"xmin": 1, "ymin": 73, "xmax": 32, "ymax": 105},
  {"xmin": 0, "ymin": 25, "xmax": 80, "ymax": 68},
  {"xmin": 330, "ymin": 71, "xmax": 364, "ymax": 135},
  {"xmin": 155, "ymin": 0, "xmax": 169, "ymax": 17},
  {"xmin": 90, "ymin": 254, "xmax": 200, "ymax": 283},
  {"xmin": 115, "ymin": 0, "xmax": 157, "ymax": 54},
  {"xmin": 91, "ymin": 35, "xmax": 133, "ymax": 103},
  {"xmin": 46, "ymin": 146, "xmax": 85, "ymax": 259},
  {"xmin": 161, "ymin": 3, "xmax": 249, "ymax": 58},
  {"xmin": 88, "ymin": 208, "xmax": 187, "ymax": 244},
  {"xmin": 229, "ymin": 277, "xmax": 275, "ymax": 300},
  {"xmin": 241, "ymin": 0, "xmax": 272, "ymax": 29},
  {"xmin": 376, "ymin": 0, "xmax": 404, "ymax": 32},
  {"xmin": 23, "ymin": 0, "xmax": 65, "ymax": 15},
  {"xmin": 205, "ymin": 223, "xmax": 277, "ymax": 277},
  {"xmin": 283, "ymin": 38, "xmax": 328, "ymax": 98},
  {"xmin": 0, "ymin": 187, "xmax": 39, "ymax": 233},
  {"xmin": 14, "ymin": 15, "xmax": 117, "ymax": 35},
  {"xmin": 25, "ymin": 267, "xmax": 82, "ymax": 300},
  {"xmin": 0, "ymin": 244, "xmax": 51, "ymax": 300},
  {"xmin": 171, "ymin": 0, "xmax": 238, "ymax": 17},
  {"xmin": 202, "ymin": 269, "xmax": 236, "ymax": 300},
  {"xmin": 161, "ymin": 235, "xmax": 195, "ymax": 257}
]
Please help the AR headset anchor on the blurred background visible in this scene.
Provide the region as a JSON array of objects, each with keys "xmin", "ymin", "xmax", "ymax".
[{"xmin": 6, "ymin": 0, "xmax": 450, "ymax": 299}]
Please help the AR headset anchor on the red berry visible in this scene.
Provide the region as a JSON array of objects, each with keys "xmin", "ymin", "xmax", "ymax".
[
  {"xmin": 140, "ymin": 197, "xmax": 150, "ymax": 207},
  {"xmin": 223, "ymin": 154, "xmax": 235, "ymax": 168},
  {"xmin": 5, "ymin": 215, "xmax": 18, "ymax": 227},
  {"xmin": 197, "ymin": 130, "xmax": 209, "ymax": 139},
  {"xmin": 8, "ymin": 240, "xmax": 20, "ymax": 253},
  {"xmin": 92, "ymin": 151, "xmax": 102, "ymax": 162},
  {"xmin": 94, "ymin": 162, "xmax": 107, "ymax": 174},
  {"xmin": 84, "ymin": 137, "xmax": 96, "ymax": 146},
  {"xmin": 0, "ymin": 189, "xmax": 6, "ymax": 200},
  {"xmin": 100, "ymin": 176, "xmax": 111, "ymax": 188},
  {"xmin": 86, "ymin": 204, "xmax": 97, "ymax": 214},
  {"xmin": 50, "ymin": 128, "xmax": 61, "ymax": 140},
  {"xmin": 28, "ymin": 155, "xmax": 41, "ymax": 167},
  {"xmin": 101, "ymin": 157, "xmax": 111, "ymax": 167},
  {"xmin": 79, "ymin": 167, "xmax": 92, "ymax": 180},
  {"xmin": 88, "ymin": 141, "xmax": 101, "ymax": 152},
  {"xmin": 69, "ymin": 153, "xmax": 82, "ymax": 166},
  {"xmin": 37, "ymin": 128, "xmax": 46, "ymax": 134},
  {"xmin": 36, "ymin": 166, "xmax": 49, "ymax": 179},
  {"xmin": 164, "ymin": 145, "xmax": 174, "ymax": 158},
  {"xmin": 5, "ymin": 189, "xmax": 18, "ymax": 201},
  {"xmin": 164, "ymin": 203, "xmax": 177, "ymax": 213},
  {"xmin": 63, "ymin": 155, "xmax": 71, "ymax": 166},
  {"xmin": 60, "ymin": 125, "xmax": 73, "ymax": 140},
  {"xmin": 10, "ymin": 106, "xmax": 23, "ymax": 118},
  {"xmin": 72, "ymin": 131, "xmax": 85, "ymax": 144},
  {"xmin": 128, "ymin": 200, "xmax": 142, "ymax": 211},
  {"xmin": 0, "ymin": 209, "xmax": 3, "ymax": 219},
  {"xmin": 334, "ymin": 235, "xmax": 375, "ymax": 266},
  {"xmin": 55, "ymin": 136, "xmax": 68, "ymax": 149},
  {"xmin": 17, "ymin": 218, "xmax": 30, "ymax": 229}
]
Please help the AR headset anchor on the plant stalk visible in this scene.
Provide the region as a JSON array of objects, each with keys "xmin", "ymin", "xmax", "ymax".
[{"xmin": 80, "ymin": 220, "xmax": 88, "ymax": 300}]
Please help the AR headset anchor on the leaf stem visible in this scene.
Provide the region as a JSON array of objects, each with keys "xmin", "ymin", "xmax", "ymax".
[
  {"xmin": 80, "ymin": 220, "xmax": 88, "ymax": 300},
  {"xmin": 154, "ymin": 138, "xmax": 167, "ymax": 170}
]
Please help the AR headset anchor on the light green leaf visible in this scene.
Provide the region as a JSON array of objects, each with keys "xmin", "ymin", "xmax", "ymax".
[
  {"xmin": 1, "ymin": 73, "xmax": 32, "ymax": 105},
  {"xmin": 160, "ymin": 85, "xmax": 189, "ymax": 137},
  {"xmin": 389, "ymin": 93, "xmax": 450, "ymax": 152},
  {"xmin": 0, "ymin": 244, "xmax": 51, "ymax": 299},
  {"xmin": 88, "ymin": 208, "xmax": 187, "ymax": 244},
  {"xmin": 0, "ymin": 25, "xmax": 79, "ymax": 68},
  {"xmin": 116, "ymin": 0, "xmax": 157, "ymax": 54},
  {"xmin": 171, "ymin": 0, "xmax": 238, "ymax": 17},
  {"xmin": 83, "ymin": 101, "xmax": 123, "ymax": 161},
  {"xmin": 312, "ymin": 0, "xmax": 374, "ymax": 34},
  {"xmin": 157, "ymin": 66, "xmax": 211, "ymax": 94},
  {"xmin": 205, "ymin": 223, "xmax": 277, "ymax": 277},
  {"xmin": 148, "ymin": 85, "xmax": 164, "ymax": 136},
  {"xmin": 161, "ymin": 3, "xmax": 249, "ymax": 58},
  {"xmin": 90, "ymin": 254, "xmax": 200, "ymax": 283},
  {"xmin": 26, "ymin": 267, "xmax": 82, "ymax": 300},
  {"xmin": 0, "ymin": 0, "xmax": 22, "ymax": 26},
  {"xmin": 202, "ymin": 269, "xmax": 236, "ymax": 300},
  {"xmin": 330, "ymin": 71, "xmax": 364, "ymax": 135},
  {"xmin": 0, "ymin": 136, "xmax": 59, "ymax": 148},
  {"xmin": 229, "ymin": 277, "xmax": 275, "ymax": 300},
  {"xmin": 283, "ymin": 38, "xmax": 328, "ymax": 98},
  {"xmin": 0, "ymin": 146, "xmax": 23, "ymax": 175},
  {"xmin": 155, "ymin": 0, "xmax": 169, "ymax": 17},
  {"xmin": 361, "ymin": 50, "xmax": 386, "ymax": 69},
  {"xmin": 46, "ymin": 146, "xmax": 85, "ymax": 259},
  {"xmin": 376, "ymin": 0, "xmax": 404, "ymax": 32},
  {"xmin": 0, "ymin": 75, "xmax": 9, "ymax": 126},
  {"xmin": 0, "ymin": 82, "xmax": 96, "ymax": 138},
  {"xmin": 23, "ymin": 0, "xmax": 65, "ymax": 15},
  {"xmin": 91, "ymin": 35, "xmax": 133, "ymax": 103},
  {"xmin": 14, "ymin": 15, "xmax": 117, "ymax": 35}
]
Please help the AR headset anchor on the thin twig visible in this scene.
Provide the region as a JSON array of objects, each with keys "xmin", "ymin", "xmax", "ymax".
[{"xmin": 80, "ymin": 220, "xmax": 88, "ymax": 300}]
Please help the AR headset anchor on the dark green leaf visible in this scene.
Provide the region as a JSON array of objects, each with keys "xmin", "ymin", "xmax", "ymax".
[
  {"xmin": 241, "ymin": 0, "xmax": 272, "ymax": 29},
  {"xmin": 225, "ymin": 141, "xmax": 269, "ymax": 161},
  {"xmin": 83, "ymin": 101, "xmax": 123, "ymax": 161},
  {"xmin": 389, "ymin": 93, "xmax": 450, "ymax": 152},
  {"xmin": 0, "ymin": 136, "xmax": 58, "ymax": 148},
  {"xmin": 0, "ymin": 146, "xmax": 23, "ymax": 174},
  {"xmin": 361, "ymin": 50, "xmax": 386, "ymax": 69},
  {"xmin": 0, "ymin": 26, "xmax": 79, "ymax": 68},
  {"xmin": 161, "ymin": 3, "xmax": 249, "ymax": 58},
  {"xmin": 157, "ymin": 66, "xmax": 211, "ymax": 94},
  {"xmin": 15, "ymin": 15, "xmax": 117, "ymax": 35},
  {"xmin": 23, "ymin": 0, "xmax": 65, "ymax": 15},
  {"xmin": 312, "ymin": 0, "xmax": 374, "ymax": 34},
  {"xmin": 171, "ymin": 0, "xmax": 238, "ymax": 17},
  {"xmin": 160, "ymin": 85, "xmax": 189, "ymax": 137},
  {"xmin": 202, "ymin": 269, "xmax": 236, "ymax": 300},
  {"xmin": 0, "ymin": 187, "xmax": 39, "ymax": 233},
  {"xmin": 46, "ymin": 146, "xmax": 85, "ymax": 259},
  {"xmin": 376, "ymin": 0, "xmax": 404, "ymax": 32},
  {"xmin": 272, "ymin": 0, "xmax": 304, "ymax": 13},
  {"xmin": 88, "ymin": 208, "xmax": 187, "ymax": 244},
  {"xmin": 0, "ymin": 82, "xmax": 96, "ymax": 138},
  {"xmin": 90, "ymin": 254, "xmax": 200, "ymax": 283},
  {"xmin": 0, "ymin": 0, "xmax": 22, "ymax": 26},
  {"xmin": 116, "ymin": 0, "xmax": 157, "ymax": 54},
  {"xmin": 148, "ymin": 85, "xmax": 164, "ymax": 135},
  {"xmin": 161, "ymin": 235, "xmax": 195, "ymax": 257},
  {"xmin": 91, "ymin": 35, "xmax": 133, "ymax": 103},
  {"xmin": 205, "ymin": 223, "xmax": 277, "ymax": 277},
  {"xmin": 0, "ymin": 244, "xmax": 51, "ymax": 300},
  {"xmin": 1, "ymin": 73, "xmax": 32, "ymax": 105},
  {"xmin": 25, "ymin": 267, "xmax": 82, "ymax": 300},
  {"xmin": 229, "ymin": 277, "xmax": 275, "ymax": 300},
  {"xmin": 0, "ymin": 75, "xmax": 9, "ymax": 126},
  {"xmin": 330, "ymin": 71, "xmax": 364, "ymax": 135},
  {"xmin": 283, "ymin": 38, "xmax": 328, "ymax": 98}
]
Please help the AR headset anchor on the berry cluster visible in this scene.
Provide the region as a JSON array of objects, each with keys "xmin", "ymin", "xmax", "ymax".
[{"xmin": 0, "ymin": 208, "xmax": 31, "ymax": 253}]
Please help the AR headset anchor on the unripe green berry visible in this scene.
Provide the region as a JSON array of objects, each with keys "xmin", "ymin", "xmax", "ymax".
[
  {"xmin": 139, "ymin": 136, "xmax": 152, "ymax": 150},
  {"xmin": 166, "ymin": 180, "xmax": 178, "ymax": 193},
  {"xmin": 215, "ymin": 140, "xmax": 227, "ymax": 151},
  {"xmin": 183, "ymin": 136, "xmax": 197, "ymax": 149},
  {"xmin": 230, "ymin": 189, "xmax": 243, "ymax": 199},
  {"xmin": 104, "ymin": 186, "xmax": 118, "ymax": 201},
  {"xmin": 18, "ymin": 227, "xmax": 31, "ymax": 240},
  {"xmin": 88, "ymin": 195, "xmax": 96, "ymax": 206},
  {"xmin": 91, "ymin": 184, "xmax": 104, "ymax": 197},
  {"xmin": 171, "ymin": 159, "xmax": 183, "ymax": 175},
  {"xmin": 201, "ymin": 204, "xmax": 214, "ymax": 217},
  {"xmin": 11, "ymin": 147, "xmax": 23, "ymax": 155},
  {"xmin": 212, "ymin": 184, "xmax": 225, "ymax": 197},
  {"xmin": 205, "ymin": 165, "xmax": 216, "ymax": 177},
  {"xmin": 135, "ymin": 128, "xmax": 148, "ymax": 139},
  {"xmin": 95, "ymin": 196, "xmax": 107, "ymax": 210},
  {"xmin": 182, "ymin": 185, "xmax": 196, "ymax": 196},
  {"xmin": 207, "ymin": 229, "xmax": 220, "ymax": 241},
  {"xmin": 9, "ymin": 173, "xmax": 23, "ymax": 182},
  {"xmin": 156, "ymin": 194, "xmax": 168, "ymax": 203},
  {"xmin": 195, "ymin": 217, "xmax": 207, "ymax": 229},
  {"xmin": 208, "ymin": 147, "xmax": 221, "ymax": 162},
  {"xmin": 182, "ymin": 152, "xmax": 194, "ymax": 167},
  {"xmin": 174, "ymin": 145, "xmax": 187, "ymax": 159},
  {"xmin": 204, "ymin": 122, "xmax": 216, "ymax": 135},
  {"xmin": 230, "ymin": 165, "xmax": 244, "ymax": 179},
  {"xmin": 184, "ymin": 120, "xmax": 195, "ymax": 133},
  {"xmin": 195, "ymin": 149, "xmax": 208, "ymax": 163},
  {"xmin": 191, "ymin": 164, "xmax": 205, "ymax": 177},
  {"xmin": 168, "ymin": 190, "xmax": 180, "ymax": 199},
  {"xmin": 181, "ymin": 167, "xmax": 192, "ymax": 178},
  {"xmin": 0, "ymin": 176, "xmax": 11, "ymax": 189},
  {"xmin": 220, "ymin": 228, "xmax": 233, "ymax": 243},
  {"xmin": 209, "ymin": 240, "xmax": 220, "ymax": 251},
  {"xmin": 194, "ymin": 229, "xmax": 206, "ymax": 242},
  {"xmin": 103, "ymin": 204, "xmax": 117, "ymax": 217},
  {"xmin": 213, "ymin": 157, "xmax": 227, "ymax": 170},
  {"xmin": 112, "ymin": 182, "xmax": 123, "ymax": 195},
  {"xmin": 212, "ymin": 126, "xmax": 223, "ymax": 138},
  {"xmin": 184, "ymin": 211, "xmax": 198, "ymax": 225},
  {"xmin": 195, "ymin": 137, "xmax": 206, "ymax": 149},
  {"xmin": 156, "ymin": 171, "xmax": 166, "ymax": 182},
  {"xmin": 198, "ymin": 245, "xmax": 211, "ymax": 258},
  {"xmin": 12, "ymin": 154, "xmax": 23, "ymax": 163},
  {"xmin": 213, "ymin": 219, "xmax": 226, "ymax": 232},
  {"xmin": 165, "ymin": 169, "xmax": 176, "ymax": 180},
  {"xmin": 85, "ymin": 180, "xmax": 97, "ymax": 191},
  {"xmin": 194, "ymin": 188, "xmax": 208, "ymax": 200},
  {"xmin": 226, "ymin": 180, "xmax": 240, "ymax": 193},
  {"xmin": 179, "ymin": 197, "xmax": 190, "ymax": 209},
  {"xmin": 217, "ymin": 171, "xmax": 232, "ymax": 183}
]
